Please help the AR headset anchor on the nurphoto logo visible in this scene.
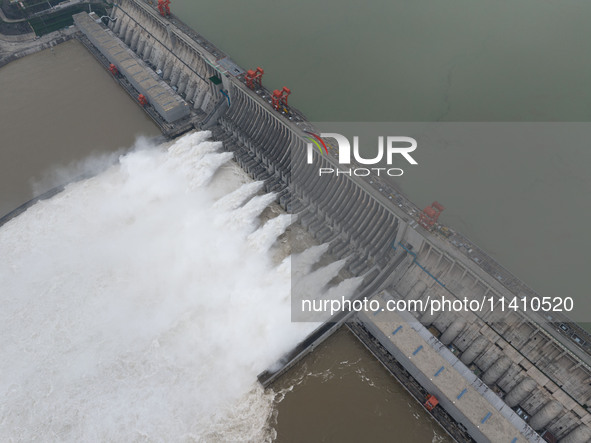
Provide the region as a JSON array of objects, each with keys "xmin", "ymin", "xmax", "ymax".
[{"xmin": 305, "ymin": 132, "xmax": 418, "ymax": 177}]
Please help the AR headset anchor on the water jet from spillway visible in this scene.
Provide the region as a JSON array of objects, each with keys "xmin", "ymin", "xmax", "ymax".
[{"xmin": 0, "ymin": 131, "xmax": 357, "ymax": 441}]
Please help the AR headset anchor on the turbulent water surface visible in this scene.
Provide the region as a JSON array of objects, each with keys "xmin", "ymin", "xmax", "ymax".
[
  {"xmin": 0, "ymin": 131, "xmax": 364, "ymax": 441},
  {"xmin": 0, "ymin": 39, "xmax": 158, "ymax": 217}
]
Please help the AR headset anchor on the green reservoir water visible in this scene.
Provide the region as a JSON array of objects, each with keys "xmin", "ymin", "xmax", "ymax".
[{"xmin": 173, "ymin": 0, "xmax": 591, "ymax": 122}]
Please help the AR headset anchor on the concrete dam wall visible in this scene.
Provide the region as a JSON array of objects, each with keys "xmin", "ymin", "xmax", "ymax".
[
  {"xmin": 109, "ymin": 0, "xmax": 229, "ymax": 117},
  {"xmin": 74, "ymin": 12, "xmax": 189, "ymax": 123},
  {"xmin": 73, "ymin": 1, "xmax": 591, "ymax": 441}
]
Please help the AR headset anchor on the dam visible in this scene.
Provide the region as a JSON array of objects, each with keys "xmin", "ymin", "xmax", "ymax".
[{"xmin": 37, "ymin": 2, "xmax": 591, "ymax": 442}]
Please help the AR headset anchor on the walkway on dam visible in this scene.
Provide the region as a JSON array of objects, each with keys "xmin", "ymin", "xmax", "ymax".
[{"xmin": 359, "ymin": 292, "xmax": 542, "ymax": 443}]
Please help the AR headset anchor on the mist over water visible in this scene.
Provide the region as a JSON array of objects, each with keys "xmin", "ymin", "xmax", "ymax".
[{"xmin": 0, "ymin": 131, "xmax": 359, "ymax": 441}]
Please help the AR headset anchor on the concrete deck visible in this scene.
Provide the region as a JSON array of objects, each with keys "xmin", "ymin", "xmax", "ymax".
[{"xmin": 359, "ymin": 292, "xmax": 542, "ymax": 443}]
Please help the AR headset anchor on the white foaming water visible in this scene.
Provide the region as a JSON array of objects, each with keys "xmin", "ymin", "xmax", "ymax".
[
  {"xmin": 248, "ymin": 215, "xmax": 294, "ymax": 252},
  {"xmin": 214, "ymin": 181, "xmax": 265, "ymax": 211},
  {"xmin": 0, "ymin": 131, "xmax": 360, "ymax": 442},
  {"xmin": 219, "ymin": 193, "xmax": 278, "ymax": 231},
  {"xmin": 291, "ymin": 244, "xmax": 330, "ymax": 280},
  {"xmin": 293, "ymin": 259, "xmax": 347, "ymax": 301}
]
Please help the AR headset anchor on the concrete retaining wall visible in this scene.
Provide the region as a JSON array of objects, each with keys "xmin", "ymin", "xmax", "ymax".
[{"xmin": 73, "ymin": 12, "xmax": 189, "ymax": 123}]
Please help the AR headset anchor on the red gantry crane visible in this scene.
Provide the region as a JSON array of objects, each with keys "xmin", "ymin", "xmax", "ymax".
[
  {"xmin": 271, "ymin": 86, "xmax": 291, "ymax": 111},
  {"xmin": 245, "ymin": 67, "xmax": 264, "ymax": 90},
  {"xmin": 157, "ymin": 0, "xmax": 171, "ymax": 16},
  {"xmin": 418, "ymin": 201, "xmax": 444, "ymax": 231}
]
